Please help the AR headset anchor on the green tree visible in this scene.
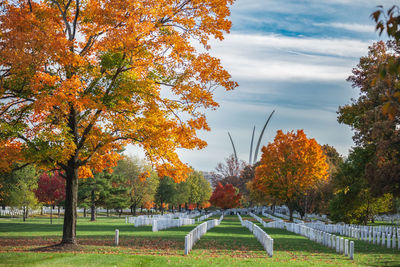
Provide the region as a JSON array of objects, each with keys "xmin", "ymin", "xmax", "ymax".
[
  {"xmin": 113, "ymin": 157, "xmax": 159, "ymax": 216},
  {"xmin": 329, "ymin": 147, "xmax": 392, "ymax": 224},
  {"xmin": 78, "ymin": 171, "xmax": 112, "ymax": 221},
  {"xmin": 4, "ymin": 166, "xmax": 38, "ymax": 221},
  {"xmin": 155, "ymin": 176, "xmax": 176, "ymax": 215},
  {"xmin": 174, "ymin": 181, "xmax": 190, "ymax": 211},
  {"xmin": 187, "ymin": 171, "xmax": 212, "ymax": 209}
]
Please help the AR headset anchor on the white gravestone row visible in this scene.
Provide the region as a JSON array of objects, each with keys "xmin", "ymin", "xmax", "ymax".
[
  {"xmin": 305, "ymin": 221, "xmax": 400, "ymax": 250},
  {"xmin": 261, "ymin": 211, "xmax": 284, "ymax": 222},
  {"xmin": 197, "ymin": 213, "xmax": 214, "ymax": 222},
  {"xmin": 264, "ymin": 220, "xmax": 354, "ymax": 259},
  {"xmin": 128, "ymin": 213, "xmax": 185, "ymax": 227},
  {"xmin": 249, "ymin": 212, "xmax": 268, "ymax": 227},
  {"xmin": 184, "ymin": 218, "xmax": 222, "ymax": 255},
  {"xmin": 239, "ymin": 215, "xmax": 274, "ymax": 257},
  {"xmin": 152, "ymin": 218, "xmax": 195, "ymax": 232},
  {"xmin": 263, "ymin": 210, "xmax": 304, "ymax": 224}
]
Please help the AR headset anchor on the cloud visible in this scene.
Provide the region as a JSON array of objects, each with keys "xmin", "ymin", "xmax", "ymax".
[
  {"xmin": 314, "ymin": 22, "xmax": 375, "ymax": 33},
  {"xmin": 207, "ymin": 33, "xmax": 371, "ymax": 82}
]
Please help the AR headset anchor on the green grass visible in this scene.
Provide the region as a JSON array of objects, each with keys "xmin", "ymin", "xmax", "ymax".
[{"xmin": 0, "ymin": 215, "xmax": 399, "ymax": 266}]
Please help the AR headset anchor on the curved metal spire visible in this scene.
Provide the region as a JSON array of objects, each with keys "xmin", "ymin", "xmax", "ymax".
[
  {"xmin": 228, "ymin": 132, "xmax": 238, "ymax": 163},
  {"xmin": 253, "ymin": 110, "xmax": 275, "ymax": 164},
  {"xmin": 249, "ymin": 126, "xmax": 255, "ymax": 165}
]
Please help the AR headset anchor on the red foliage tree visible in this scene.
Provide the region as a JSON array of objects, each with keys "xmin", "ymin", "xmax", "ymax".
[
  {"xmin": 35, "ymin": 172, "xmax": 66, "ymax": 224},
  {"xmin": 209, "ymin": 183, "xmax": 241, "ymax": 209}
]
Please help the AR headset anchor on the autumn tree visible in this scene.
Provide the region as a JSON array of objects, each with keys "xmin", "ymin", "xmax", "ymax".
[
  {"xmin": 35, "ymin": 171, "xmax": 66, "ymax": 224},
  {"xmin": 250, "ymin": 130, "xmax": 329, "ymax": 221},
  {"xmin": 0, "ymin": 0, "xmax": 237, "ymax": 245},
  {"xmin": 299, "ymin": 144, "xmax": 342, "ymax": 215},
  {"xmin": 338, "ymin": 41, "xmax": 400, "ymax": 198},
  {"xmin": 209, "ymin": 183, "xmax": 241, "ymax": 209},
  {"xmin": 371, "ymin": 5, "xmax": 400, "ymax": 118}
]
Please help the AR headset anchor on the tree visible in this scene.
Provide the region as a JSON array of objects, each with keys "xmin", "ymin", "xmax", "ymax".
[
  {"xmin": 209, "ymin": 183, "xmax": 241, "ymax": 209},
  {"xmin": 299, "ymin": 145, "xmax": 343, "ymax": 215},
  {"xmin": 210, "ymin": 154, "xmax": 247, "ymax": 188},
  {"xmin": 35, "ymin": 171, "xmax": 66, "ymax": 224},
  {"xmin": 338, "ymin": 41, "xmax": 400, "ymax": 197},
  {"xmin": 250, "ymin": 130, "xmax": 329, "ymax": 221},
  {"xmin": 155, "ymin": 176, "xmax": 176, "ymax": 215},
  {"xmin": 112, "ymin": 157, "xmax": 158, "ymax": 216},
  {"xmin": 78, "ymin": 171, "xmax": 112, "ymax": 221},
  {"xmin": 0, "ymin": 0, "xmax": 237, "ymax": 245},
  {"xmin": 6, "ymin": 166, "xmax": 38, "ymax": 221},
  {"xmin": 186, "ymin": 171, "xmax": 212, "ymax": 209},
  {"xmin": 372, "ymin": 5, "xmax": 400, "ymax": 119},
  {"xmin": 174, "ymin": 180, "xmax": 190, "ymax": 211},
  {"xmin": 329, "ymin": 147, "xmax": 392, "ymax": 224}
]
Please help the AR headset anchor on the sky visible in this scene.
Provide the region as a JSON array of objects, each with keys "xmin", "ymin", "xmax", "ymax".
[{"xmin": 126, "ymin": 0, "xmax": 395, "ymax": 172}]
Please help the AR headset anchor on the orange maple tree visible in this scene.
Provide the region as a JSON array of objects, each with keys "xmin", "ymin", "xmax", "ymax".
[
  {"xmin": 209, "ymin": 183, "xmax": 241, "ymax": 209},
  {"xmin": 250, "ymin": 130, "xmax": 329, "ymax": 221},
  {"xmin": 0, "ymin": 0, "xmax": 236, "ymax": 245}
]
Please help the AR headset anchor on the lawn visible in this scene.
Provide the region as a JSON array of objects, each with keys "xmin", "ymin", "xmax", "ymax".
[{"xmin": 0, "ymin": 215, "xmax": 399, "ymax": 266}]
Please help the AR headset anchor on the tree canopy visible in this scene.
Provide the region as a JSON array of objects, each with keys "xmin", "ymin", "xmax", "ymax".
[
  {"xmin": 209, "ymin": 183, "xmax": 241, "ymax": 209},
  {"xmin": 250, "ymin": 130, "xmax": 329, "ymax": 221},
  {"xmin": 0, "ymin": 0, "xmax": 236, "ymax": 244}
]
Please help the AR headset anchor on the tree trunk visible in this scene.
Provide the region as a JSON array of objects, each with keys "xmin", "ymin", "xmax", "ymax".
[
  {"xmin": 107, "ymin": 208, "xmax": 109, "ymax": 217},
  {"xmin": 140, "ymin": 205, "xmax": 143, "ymax": 213},
  {"xmin": 133, "ymin": 203, "xmax": 137, "ymax": 216},
  {"xmin": 90, "ymin": 189, "xmax": 96, "ymax": 221},
  {"xmin": 83, "ymin": 207, "xmax": 86, "ymax": 218},
  {"xmin": 289, "ymin": 208, "xmax": 294, "ymax": 222},
  {"xmin": 22, "ymin": 206, "xmax": 26, "ymax": 222},
  {"xmin": 61, "ymin": 164, "xmax": 79, "ymax": 245}
]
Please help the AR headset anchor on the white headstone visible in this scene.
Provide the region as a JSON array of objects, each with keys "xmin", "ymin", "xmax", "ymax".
[
  {"xmin": 349, "ymin": 241, "xmax": 354, "ymax": 260},
  {"xmin": 115, "ymin": 229, "xmax": 119, "ymax": 246}
]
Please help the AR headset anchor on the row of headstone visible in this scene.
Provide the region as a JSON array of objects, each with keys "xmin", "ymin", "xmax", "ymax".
[
  {"xmin": 0, "ymin": 208, "xmax": 44, "ymax": 216},
  {"xmin": 238, "ymin": 215, "xmax": 274, "ymax": 257},
  {"xmin": 184, "ymin": 218, "xmax": 222, "ymax": 255},
  {"xmin": 374, "ymin": 214, "xmax": 400, "ymax": 223},
  {"xmin": 128, "ymin": 213, "xmax": 180, "ymax": 226},
  {"xmin": 197, "ymin": 213, "xmax": 214, "ymax": 222},
  {"xmin": 305, "ymin": 221, "xmax": 400, "ymax": 250},
  {"xmin": 261, "ymin": 211, "xmax": 284, "ymax": 222},
  {"xmin": 152, "ymin": 218, "xmax": 195, "ymax": 232},
  {"xmin": 285, "ymin": 222, "xmax": 354, "ymax": 260},
  {"xmin": 179, "ymin": 211, "xmax": 200, "ymax": 219},
  {"xmin": 249, "ymin": 212, "xmax": 268, "ymax": 226}
]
